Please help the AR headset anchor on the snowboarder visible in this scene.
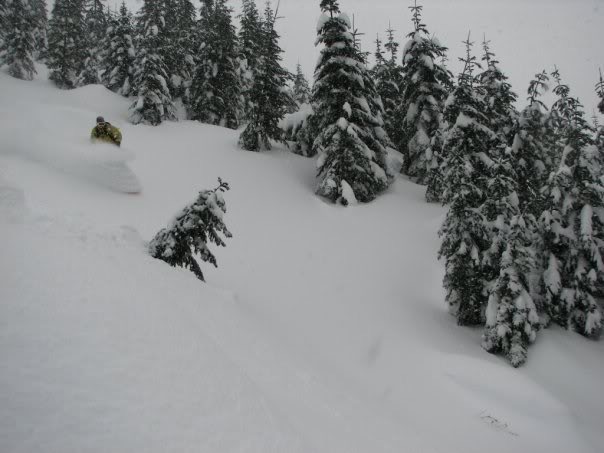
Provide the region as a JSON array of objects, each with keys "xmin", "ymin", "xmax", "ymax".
[{"xmin": 91, "ymin": 116, "xmax": 122, "ymax": 147}]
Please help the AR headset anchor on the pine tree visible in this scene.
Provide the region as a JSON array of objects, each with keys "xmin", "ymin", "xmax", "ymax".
[
  {"xmin": 189, "ymin": 0, "xmax": 242, "ymax": 129},
  {"xmin": 101, "ymin": 1, "xmax": 135, "ymax": 96},
  {"xmin": 0, "ymin": 0, "xmax": 37, "ymax": 80},
  {"xmin": 292, "ymin": 62, "xmax": 311, "ymax": 106},
  {"xmin": 540, "ymin": 72, "xmax": 603, "ymax": 337},
  {"xmin": 239, "ymin": 0, "xmax": 263, "ymax": 118},
  {"xmin": 396, "ymin": 1, "xmax": 452, "ymax": 184},
  {"xmin": 129, "ymin": 0, "xmax": 176, "ymax": 125},
  {"xmin": 477, "ymin": 38, "xmax": 518, "ymax": 144},
  {"xmin": 47, "ymin": 0, "xmax": 86, "ymax": 89},
  {"xmin": 597, "ymin": 68, "xmax": 604, "ymax": 115},
  {"xmin": 239, "ymin": 1, "xmax": 293, "ymax": 151},
  {"xmin": 438, "ymin": 34, "xmax": 493, "ymax": 326},
  {"xmin": 163, "ymin": 0, "xmax": 197, "ymax": 101},
  {"xmin": 149, "ymin": 179, "xmax": 232, "ymax": 282},
  {"xmin": 482, "ymin": 208, "xmax": 540, "ymax": 367},
  {"xmin": 312, "ymin": 0, "xmax": 392, "ymax": 205},
  {"xmin": 31, "ymin": 0, "xmax": 47, "ymax": 60},
  {"xmin": 74, "ymin": 0, "xmax": 106, "ymax": 86},
  {"xmin": 374, "ymin": 25, "xmax": 404, "ymax": 146}
]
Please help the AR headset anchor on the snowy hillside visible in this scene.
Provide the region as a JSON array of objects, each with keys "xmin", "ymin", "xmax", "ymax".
[{"xmin": 1, "ymin": 68, "xmax": 604, "ymax": 452}]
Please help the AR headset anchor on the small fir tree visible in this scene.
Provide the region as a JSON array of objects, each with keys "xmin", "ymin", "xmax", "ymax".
[
  {"xmin": 239, "ymin": 0, "xmax": 263, "ymax": 117},
  {"xmin": 149, "ymin": 179, "xmax": 232, "ymax": 282},
  {"xmin": 396, "ymin": 1, "xmax": 452, "ymax": 184},
  {"xmin": 239, "ymin": 1, "xmax": 293, "ymax": 151},
  {"xmin": 128, "ymin": 0, "xmax": 176, "ymax": 125},
  {"xmin": 292, "ymin": 62, "xmax": 311, "ymax": 106},
  {"xmin": 312, "ymin": 0, "xmax": 392, "ymax": 205},
  {"xmin": 540, "ymin": 72, "xmax": 603, "ymax": 337},
  {"xmin": 189, "ymin": 0, "xmax": 242, "ymax": 129},
  {"xmin": 597, "ymin": 68, "xmax": 604, "ymax": 115},
  {"xmin": 438, "ymin": 34, "xmax": 493, "ymax": 326},
  {"xmin": 375, "ymin": 25, "xmax": 404, "ymax": 146},
  {"xmin": 47, "ymin": 0, "xmax": 86, "ymax": 89},
  {"xmin": 0, "ymin": 0, "xmax": 37, "ymax": 80},
  {"xmin": 101, "ymin": 1, "xmax": 135, "ymax": 96}
]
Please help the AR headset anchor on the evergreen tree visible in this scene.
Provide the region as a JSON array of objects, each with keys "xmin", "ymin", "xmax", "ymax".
[
  {"xmin": 438, "ymin": 35, "xmax": 493, "ymax": 326},
  {"xmin": 239, "ymin": 0, "xmax": 263, "ymax": 117},
  {"xmin": 31, "ymin": 0, "xmax": 47, "ymax": 60},
  {"xmin": 74, "ymin": 0, "xmax": 106, "ymax": 86},
  {"xmin": 510, "ymin": 71, "xmax": 553, "ymax": 217},
  {"xmin": 0, "ymin": 0, "xmax": 37, "ymax": 80},
  {"xmin": 312, "ymin": 0, "xmax": 392, "ymax": 205},
  {"xmin": 239, "ymin": 1, "xmax": 293, "ymax": 151},
  {"xmin": 101, "ymin": 1, "xmax": 135, "ymax": 96},
  {"xmin": 149, "ymin": 179, "xmax": 232, "ymax": 282},
  {"xmin": 597, "ymin": 68, "xmax": 604, "ymax": 115},
  {"xmin": 482, "ymin": 208, "xmax": 540, "ymax": 367},
  {"xmin": 292, "ymin": 62, "xmax": 311, "ymax": 106},
  {"xmin": 477, "ymin": 38, "xmax": 518, "ymax": 144},
  {"xmin": 129, "ymin": 0, "xmax": 176, "ymax": 125},
  {"xmin": 163, "ymin": 0, "xmax": 197, "ymax": 101},
  {"xmin": 373, "ymin": 25, "xmax": 404, "ymax": 148},
  {"xmin": 540, "ymin": 72, "xmax": 603, "ymax": 337},
  {"xmin": 47, "ymin": 0, "xmax": 86, "ymax": 88},
  {"xmin": 189, "ymin": 0, "xmax": 242, "ymax": 129},
  {"xmin": 396, "ymin": 1, "xmax": 452, "ymax": 184}
]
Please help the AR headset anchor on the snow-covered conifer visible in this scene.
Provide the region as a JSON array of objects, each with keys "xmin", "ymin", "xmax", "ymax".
[
  {"xmin": 540, "ymin": 72, "xmax": 603, "ymax": 337},
  {"xmin": 74, "ymin": 0, "xmax": 107, "ymax": 86},
  {"xmin": 597, "ymin": 68, "xmax": 604, "ymax": 115},
  {"xmin": 128, "ymin": 0, "xmax": 176, "ymax": 125},
  {"xmin": 189, "ymin": 0, "xmax": 242, "ymax": 129},
  {"xmin": 163, "ymin": 0, "xmax": 197, "ymax": 102},
  {"xmin": 31, "ymin": 0, "xmax": 47, "ymax": 60},
  {"xmin": 373, "ymin": 25, "xmax": 404, "ymax": 148},
  {"xmin": 0, "ymin": 0, "xmax": 37, "ymax": 80},
  {"xmin": 47, "ymin": 0, "xmax": 86, "ymax": 88},
  {"xmin": 477, "ymin": 38, "xmax": 518, "ymax": 144},
  {"xmin": 482, "ymin": 208, "xmax": 540, "ymax": 367},
  {"xmin": 239, "ymin": 0, "xmax": 263, "ymax": 117},
  {"xmin": 438, "ymin": 34, "xmax": 493, "ymax": 326},
  {"xmin": 292, "ymin": 62, "xmax": 311, "ymax": 107},
  {"xmin": 101, "ymin": 1, "xmax": 135, "ymax": 96},
  {"xmin": 396, "ymin": 1, "xmax": 452, "ymax": 184},
  {"xmin": 312, "ymin": 0, "xmax": 392, "ymax": 205},
  {"xmin": 239, "ymin": 1, "xmax": 293, "ymax": 151},
  {"xmin": 149, "ymin": 179, "xmax": 232, "ymax": 282}
]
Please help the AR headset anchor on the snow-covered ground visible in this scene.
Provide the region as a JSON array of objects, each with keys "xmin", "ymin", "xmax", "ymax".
[{"xmin": 1, "ymin": 67, "xmax": 604, "ymax": 453}]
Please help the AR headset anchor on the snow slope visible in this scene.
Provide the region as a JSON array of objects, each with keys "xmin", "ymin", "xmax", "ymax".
[{"xmin": 1, "ymin": 68, "xmax": 604, "ymax": 453}]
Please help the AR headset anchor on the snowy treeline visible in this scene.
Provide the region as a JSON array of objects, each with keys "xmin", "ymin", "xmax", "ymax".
[{"xmin": 2, "ymin": 0, "xmax": 604, "ymax": 367}]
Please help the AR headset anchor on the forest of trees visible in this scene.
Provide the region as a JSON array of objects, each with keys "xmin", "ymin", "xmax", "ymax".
[{"xmin": 1, "ymin": 0, "xmax": 603, "ymax": 367}]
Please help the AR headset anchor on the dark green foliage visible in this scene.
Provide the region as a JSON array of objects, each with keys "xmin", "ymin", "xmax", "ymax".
[
  {"xmin": 163, "ymin": 0, "xmax": 197, "ymax": 101},
  {"xmin": 396, "ymin": 2, "xmax": 452, "ymax": 184},
  {"xmin": 373, "ymin": 25, "xmax": 403, "ymax": 150},
  {"xmin": 312, "ymin": 0, "xmax": 392, "ymax": 204},
  {"xmin": 292, "ymin": 63, "xmax": 311, "ymax": 106},
  {"xmin": 129, "ymin": 0, "xmax": 176, "ymax": 125},
  {"xmin": 189, "ymin": 0, "xmax": 242, "ymax": 129},
  {"xmin": 149, "ymin": 179, "xmax": 232, "ymax": 282},
  {"xmin": 101, "ymin": 1, "xmax": 135, "ymax": 96},
  {"xmin": 239, "ymin": 2, "xmax": 293, "ymax": 151},
  {"xmin": 438, "ymin": 35, "xmax": 494, "ymax": 326},
  {"xmin": 239, "ymin": 0, "xmax": 263, "ymax": 117},
  {"xmin": 596, "ymin": 68, "xmax": 604, "ymax": 114},
  {"xmin": 47, "ymin": 0, "xmax": 86, "ymax": 88},
  {"xmin": 31, "ymin": 0, "xmax": 48, "ymax": 60},
  {"xmin": 0, "ymin": 0, "xmax": 37, "ymax": 80}
]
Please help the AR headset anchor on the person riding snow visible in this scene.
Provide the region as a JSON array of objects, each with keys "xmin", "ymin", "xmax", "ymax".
[{"xmin": 91, "ymin": 116, "xmax": 122, "ymax": 147}]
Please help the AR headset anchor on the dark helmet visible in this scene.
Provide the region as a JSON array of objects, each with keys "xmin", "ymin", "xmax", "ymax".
[{"xmin": 96, "ymin": 116, "xmax": 105, "ymax": 124}]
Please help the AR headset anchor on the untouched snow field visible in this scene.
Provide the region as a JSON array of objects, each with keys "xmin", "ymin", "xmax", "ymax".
[{"xmin": 1, "ymin": 68, "xmax": 604, "ymax": 453}]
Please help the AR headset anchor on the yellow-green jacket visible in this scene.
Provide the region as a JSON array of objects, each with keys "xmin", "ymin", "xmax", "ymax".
[{"xmin": 91, "ymin": 123, "xmax": 122, "ymax": 146}]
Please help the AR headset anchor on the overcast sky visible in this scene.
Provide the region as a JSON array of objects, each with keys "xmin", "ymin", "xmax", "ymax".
[{"xmin": 104, "ymin": 0, "xmax": 603, "ymax": 117}]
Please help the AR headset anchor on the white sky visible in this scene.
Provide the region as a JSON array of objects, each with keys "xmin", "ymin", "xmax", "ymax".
[{"xmin": 105, "ymin": 0, "xmax": 604, "ymax": 117}]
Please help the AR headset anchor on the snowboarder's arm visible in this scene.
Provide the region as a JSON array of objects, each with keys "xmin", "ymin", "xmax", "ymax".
[{"xmin": 109, "ymin": 126, "xmax": 122, "ymax": 146}]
